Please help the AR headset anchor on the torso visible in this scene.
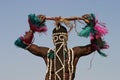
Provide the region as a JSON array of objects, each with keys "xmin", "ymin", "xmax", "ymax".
[{"xmin": 44, "ymin": 48, "xmax": 79, "ymax": 80}]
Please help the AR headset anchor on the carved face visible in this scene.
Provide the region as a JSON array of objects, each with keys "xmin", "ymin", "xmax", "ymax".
[
  {"xmin": 52, "ymin": 24, "xmax": 68, "ymax": 46},
  {"xmin": 52, "ymin": 32, "xmax": 68, "ymax": 45},
  {"xmin": 53, "ymin": 33, "xmax": 68, "ymax": 45}
]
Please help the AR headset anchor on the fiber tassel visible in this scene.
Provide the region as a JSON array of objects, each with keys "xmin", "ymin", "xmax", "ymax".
[
  {"xmin": 78, "ymin": 13, "xmax": 95, "ymax": 38},
  {"xmin": 93, "ymin": 38, "xmax": 108, "ymax": 57},
  {"xmin": 97, "ymin": 49, "xmax": 107, "ymax": 57},
  {"xmin": 28, "ymin": 14, "xmax": 47, "ymax": 33}
]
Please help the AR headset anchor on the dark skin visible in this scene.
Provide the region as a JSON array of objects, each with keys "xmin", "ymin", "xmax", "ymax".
[{"xmin": 23, "ymin": 29, "xmax": 102, "ymax": 80}]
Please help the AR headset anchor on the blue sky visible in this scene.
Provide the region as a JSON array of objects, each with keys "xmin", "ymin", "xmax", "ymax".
[{"xmin": 0, "ymin": 0, "xmax": 120, "ymax": 80}]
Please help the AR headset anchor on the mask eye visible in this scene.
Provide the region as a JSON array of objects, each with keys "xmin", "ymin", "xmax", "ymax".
[
  {"xmin": 53, "ymin": 36, "xmax": 58, "ymax": 42},
  {"xmin": 59, "ymin": 35, "xmax": 64, "ymax": 41}
]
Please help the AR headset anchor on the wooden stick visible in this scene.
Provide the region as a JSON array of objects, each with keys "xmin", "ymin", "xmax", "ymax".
[{"xmin": 45, "ymin": 17, "xmax": 83, "ymax": 21}]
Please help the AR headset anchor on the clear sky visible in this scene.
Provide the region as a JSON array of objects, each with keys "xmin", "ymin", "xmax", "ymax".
[{"xmin": 0, "ymin": 0, "xmax": 120, "ymax": 80}]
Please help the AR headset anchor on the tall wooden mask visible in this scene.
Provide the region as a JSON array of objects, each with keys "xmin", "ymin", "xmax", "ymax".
[{"xmin": 52, "ymin": 24, "xmax": 68, "ymax": 80}]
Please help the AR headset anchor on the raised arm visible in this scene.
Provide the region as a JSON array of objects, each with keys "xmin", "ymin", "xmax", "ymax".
[
  {"xmin": 14, "ymin": 30, "xmax": 49, "ymax": 58},
  {"xmin": 73, "ymin": 44, "xmax": 94, "ymax": 58},
  {"xmin": 73, "ymin": 37, "xmax": 105, "ymax": 58},
  {"xmin": 27, "ymin": 44, "xmax": 49, "ymax": 57},
  {"xmin": 74, "ymin": 13, "xmax": 109, "ymax": 58},
  {"xmin": 14, "ymin": 14, "xmax": 49, "ymax": 58}
]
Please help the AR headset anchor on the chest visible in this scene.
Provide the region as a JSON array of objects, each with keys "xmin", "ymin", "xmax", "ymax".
[
  {"xmin": 46, "ymin": 49, "xmax": 75, "ymax": 80},
  {"xmin": 47, "ymin": 49, "xmax": 74, "ymax": 70}
]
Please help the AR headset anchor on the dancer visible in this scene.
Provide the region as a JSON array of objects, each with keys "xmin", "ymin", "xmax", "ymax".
[{"xmin": 15, "ymin": 13, "xmax": 108, "ymax": 80}]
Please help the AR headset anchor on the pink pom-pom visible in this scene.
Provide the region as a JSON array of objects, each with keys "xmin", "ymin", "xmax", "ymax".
[
  {"xmin": 90, "ymin": 25, "xmax": 108, "ymax": 39},
  {"xmin": 95, "ymin": 25, "xmax": 108, "ymax": 37}
]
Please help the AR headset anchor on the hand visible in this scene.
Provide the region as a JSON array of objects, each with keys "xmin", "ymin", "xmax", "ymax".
[
  {"xmin": 37, "ymin": 14, "xmax": 46, "ymax": 23},
  {"xmin": 28, "ymin": 14, "xmax": 47, "ymax": 33}
]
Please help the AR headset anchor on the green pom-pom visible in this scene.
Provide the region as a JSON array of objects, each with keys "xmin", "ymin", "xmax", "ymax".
[
  {"xmin": 28, "ymin": 14, "xmax": 45, "ymax": 27},
  {"xmin": 78, "ymin": 26, "xmax": 92, "ymax": 37},
  {"xmin": 14, "ymin": 38, "xmax": 27, "ymax": 49},
  {"xmin": 28, "ymin": 14, "xmax": 41, "ymax": 24}
]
